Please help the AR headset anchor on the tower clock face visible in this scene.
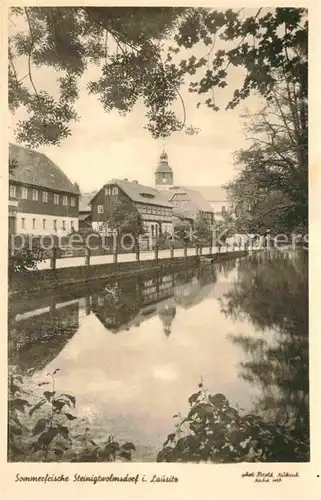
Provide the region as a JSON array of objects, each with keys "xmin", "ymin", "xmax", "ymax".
[{"xmin": 162, "ymin": 177, "xmax": 167, "ymax": 183}]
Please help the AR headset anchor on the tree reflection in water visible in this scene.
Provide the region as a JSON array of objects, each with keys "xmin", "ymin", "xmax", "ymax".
[{"xmin": 222, "ymin": 251, "xmax": 309, "ymax": 461}]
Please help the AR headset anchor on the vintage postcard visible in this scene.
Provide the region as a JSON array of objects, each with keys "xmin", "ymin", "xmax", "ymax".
[{"xmin": 1, "ymin": 0, "xmax": 320, "ymax": 499}]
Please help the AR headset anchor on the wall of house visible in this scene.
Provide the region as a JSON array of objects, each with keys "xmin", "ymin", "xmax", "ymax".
[
  {"xmin": 91, "ymin": 184, "xmax": 127, "ymax": 231},
  {"xmin": 9, "ymin": 181, "xmax": 79, "ymax": 235},
  {"xmin": 9, "ymin": 182, "xmax": 79, "ymax": 217},
  {"xmin": 91, "ymin": 185, "xmax": 173, "ymax": 237},
  {"xmin": 15, "ymin": 213, "xmax": 79, "ymax": 236}
]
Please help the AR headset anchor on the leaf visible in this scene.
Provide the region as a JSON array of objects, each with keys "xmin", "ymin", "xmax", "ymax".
[
  {"xmin": 64, "ymin": 412, "xmax": 77, "ymax": 420},
  {"xmin": 32, "ymin": 418, "xmax": 47, "ymax": 435},
  {"xmin": 53, "ymin": 399, "xmax": 66, "ymax": 412},
  {"xmin": 60, "ymin": 394, "xmax": 76, "ymax": 407},
  {"xmin": 37, "ymin": 427, "xmax": 59, "ymax": 448},
  {"xmin": 43, "ymin": 391, "xmax": 55, "ymax": 402},
  {"xmin": 120, "ymin": 442, "xmax": 136, "ymax": 451},
  {"xmin": 118, "ymin": 450, "xmax": 131, "ymax": 461},
  {"xmin": 188, "ymin": 391, "xmax": 201, "ymax": 405},
  {"xmin": 38, "ymin": 382, "xmax": 50, "ymax": 387},
  {"xmin": 54, "ymin": 449, "xmax": 64, "ymax": 456},
  {"xmin": 89, "ymin": 440, "xmax": 97, "ymax": 447},
  {"xmin": 53, "ymin": 368, "xmax": 61, "ymax": 375},
  {"xmin": 10, "ymin": 398, "xmax": 31, "ymax": 413},
  {"xmin": 208, "ymin": 393, "xmax": 229, "ymax": 407}
]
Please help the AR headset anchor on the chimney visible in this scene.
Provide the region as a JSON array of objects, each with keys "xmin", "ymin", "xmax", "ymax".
[
  {"xmin": 133, "ymin": 180, "xmax": 138, "ymax": 184},
  {"xmin": 124, "ymin": 178, "xmax": 128, "ymax": 181}
]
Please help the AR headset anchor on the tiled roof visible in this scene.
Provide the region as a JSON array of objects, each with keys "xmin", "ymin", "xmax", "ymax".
[
  {"xmin": 187, "ymin": 185, "xmax": 228, "ymax": 202},
  {"xmin": 92, "ymin": 179, "xmax": 173, "ymax": 208},
  {"xmin": 167, "ymin": 186, "xmax": 213, "ymax": 215},
  {"xmin": 9, "ymin": 143, "xmax": 80, "ymax": 195},
  {"xmin": 172, "ymin": 208, "xmax": 194, "ymax": 221}
]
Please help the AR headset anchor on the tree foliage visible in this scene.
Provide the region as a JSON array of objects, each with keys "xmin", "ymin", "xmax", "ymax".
[
  {"xmin": 104, "ymin": 197, "xmax": 144, "ymax": 241},
  {"xmin": 225, "ymin": 68, "xmax": 308, "ymax": 234},
  {"xmin": 8, "ymin": 244, "xmax": 46, "ymax": 273},
  {"xmin": 9, "ymin": 7, "xmax": 307, "ymax": 146},
  {"xmin": 193, "ymin": 212, "xmax": 212, "ymax": 244}
]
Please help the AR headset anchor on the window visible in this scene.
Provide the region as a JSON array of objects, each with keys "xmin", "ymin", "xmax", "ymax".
[
  {"xmin": 63, "ymin": 195, "xmax": 68, "ymax": 206},
  {"xmin": 151, "ymin": 225, "xmax": 155, "ymax": 237},
  {"xmin": 53, "ymin": 220, "xmax": 57, "ymax": 231},
  {"xmin": 97, "ymin": 205, "xmax": 104, "ymax": 214},
  {"xmin": 98, "ymin": 224, "xmax": 103, "ymax": 232},
  {"xmin": 32, "ymin": 189, "xmax": 38, "ymax": 201},
  {"xmin": 54, "ymin": 194, "xmax": 59, "ymax": 204},
  {"xmin": 43, "ymin": 191, "xmax": 48, "ymax": 203},
  {"xmin": 9, "ymin": 185, "xmax": 16, "ymax": 198},
  {"xmin": 105, "ymin": 187, "xmax": 111, "ymax": 196},
  {"xmin": 21, "ymin": 187, "xmax": 28, "ymax": 199},
  {"xmin": 70, "ymin": 196, "xmax": 76, "ymax": 207},
  {"xmin": 62, "ymin": 220, "xmax": 66, "ymax": 231},
  {"xmin": 71, "ymin": 220, "xmax": 74, "ymax": 231},
  {"xmin": 21, "ymin": 218, "xmax": 25, "ymax": 230},
  {"xmin": 43, "ymin": 219, "xmax": 46, "ymax": 230},
  {"xmin": 32, "ymin": 218, "xmax": 36, "ymax": 230},
  {"xmin": 112, "ymin": 187, "xmax": 118, "ymax": 195}
]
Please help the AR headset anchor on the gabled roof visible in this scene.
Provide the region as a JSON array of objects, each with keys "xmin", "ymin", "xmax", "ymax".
[
  {"xmin": 91, "ymin": 179, "xmax": 173, "ymax": 208},
  {"xmin": 167, "ymin": 186, "xmax": 213, "ymax": 214},
  {"xmin": 9, "ymin": 143, "xmax": 80, "ymax": 195},
  {"xmin": 172, "ymin": 208, "xmax": 194, "ymax": 221},
  {"xmin": 187, "ymin": 185, "xmax": 228, "ymax": 202}
]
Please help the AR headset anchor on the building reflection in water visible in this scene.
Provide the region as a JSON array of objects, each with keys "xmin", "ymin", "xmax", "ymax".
[{"xmin": 8, "ymin": 264, "xmax": 218, "ymax": 373}]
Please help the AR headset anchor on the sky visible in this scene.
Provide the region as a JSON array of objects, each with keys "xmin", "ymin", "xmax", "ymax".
[{"xmin": 9, "ymin": 8, "xmax": 263, "ymax": 193}]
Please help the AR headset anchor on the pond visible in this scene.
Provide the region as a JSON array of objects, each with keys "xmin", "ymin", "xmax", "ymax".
[{"xmin": 8, "ymin": 250, "xmax": 309, "ymax": 462}]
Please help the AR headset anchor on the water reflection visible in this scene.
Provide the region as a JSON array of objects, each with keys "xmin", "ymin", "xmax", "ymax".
[{"xmin": 8, "ymin": 252, "xmax": 309, "ymax": 461}]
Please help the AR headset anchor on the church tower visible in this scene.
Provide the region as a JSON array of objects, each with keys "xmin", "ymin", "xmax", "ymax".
[{"xmin": 155, "ymin": 150, "xmax": 174, "ymax": 191}]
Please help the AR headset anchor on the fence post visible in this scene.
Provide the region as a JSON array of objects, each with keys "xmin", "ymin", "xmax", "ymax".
[
  {"xmin": 154, "ymin": 244, "xmax": 159, "ymax": 263},
  {"xmin": 199, "ymin": 246, "xmax": 203, "ymax": 255},
  {"xmin": 50, "ymin": 246, "xmax": 57, "ymax": 270},
  {"xmin": 135, "ymin": 241, "xmax": 140, "ymax": 261},
  {"xmin": 85, "ymin": 246, "xmax": 91, "ymax": 266},
  {"xmin": 113, "ymin": 237, "xmax": 118, "ymax": 264},
  {"xmin": 184, "ymin": 243, "xmax": 188, "ymax": 261},
  {"xmin": 85, "ymin": 294, "xmax": 91, "ymax": 315},
  {"xmin": 170, "ymin": 244, "xmax": 174, "ymax": 259}
]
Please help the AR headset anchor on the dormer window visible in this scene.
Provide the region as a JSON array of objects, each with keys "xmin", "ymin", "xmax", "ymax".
[{"xmin": 140, "ymin": 192, "xmax": 155, "ymax": 199}]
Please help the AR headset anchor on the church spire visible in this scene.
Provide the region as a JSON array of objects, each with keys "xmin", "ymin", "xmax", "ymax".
[{"xmin": 155, "ymin": 149, "xmax": 173, "ymax": 190}]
